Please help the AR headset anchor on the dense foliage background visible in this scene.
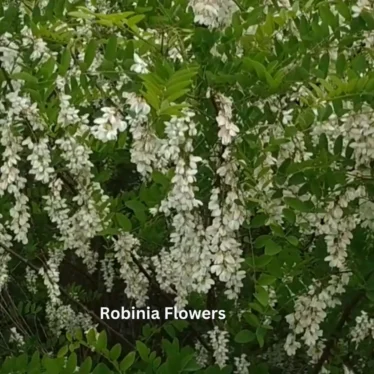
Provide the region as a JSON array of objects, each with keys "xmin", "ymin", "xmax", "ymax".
[{"xmin": 1, "ymin": 0, "xmax": 374, "ymax": 372}]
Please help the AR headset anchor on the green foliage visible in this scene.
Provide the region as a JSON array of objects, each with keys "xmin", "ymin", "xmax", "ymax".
[{"xmin": 2, "ymin": 0, "xmax": 374, "ymax": 373}]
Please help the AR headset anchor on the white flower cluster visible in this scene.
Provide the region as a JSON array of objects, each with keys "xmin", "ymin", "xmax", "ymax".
[
  {"xmin": 9, "ymin": 327, "xmax": 25, "ymax": 348},
  {"xmin": 25, "ymin": 266, "xmax": 38, "ymax": 294},
  {"xmin": 0, "ymin": 108, "xmax": 30, "ymax": 245},
  {"xmin": 284, "ymin": 182, "xmax": 367, "ymax": 358},
  {"xmin": 0, "ymin": 214, "xmax": 13, "ymax": 291},
  {"xmin": 21, "ymin": 26, "xmax": 50, "ymax": 63},
  {"xmin": 244, "ymin": 116, "xmax": 285, "ymax": 225},
  {"xmin": 188, "ymin": 0, "xmax": 238, "ymax": 29},
  {"xmin": 207, "ymin": 185, "xmax": 246, "ymax": 299},
  {"xmin": 150, "ymin": 111, "xmax": 215, "ymax": 307},
  {"xmin": 0, "ymin": 29, "xmax": 109, "ymax": 324},
  {"xmin": 39, "ymin": 252, "xmax": 62, "ymax": 305},
  {"xmin": 55, "ymin": 135, "xmax": 93, "ymax": 179},
  {"xmin": 91, "ymin": 107, "xmax": 127, "ymax": 142},
  {"xmin": 264, "ymin": 285, "xmax": 277, "ymax": 309},
  {"xmin": 124, "ymin": 93, "xmax": 159, "ymax": 177},
  {"xmin": 101, "ymin": 255, "xmax": 115, "ymax": 293},
  {"xmin": 22, "ymin": 137, "xmax": 55, "ymax": 184},
  {"xmin": 317, "ymin": 187, "xmax": 365, "ymax": 270},
  {"xmin": 130, "ymin": 53, "xmax": 149, "ymax": 74},
  {"xmin": 359, "ymin": 200, "xmax": 374, "ymax": 230},
  {"xmin": 215, "ymin": 94, "xmax": 239, "ymax": 145},
  {"xmin": 352, "ymin": 0, "xmax": 372, "ymax": 18},
  {"xmin": 342, "ymin": 108, "xmax": 374, "ymax": 167},
  {"xmin": 350, "ymin": 311, "xmax": 374, "ymax": 346},
  {"xmin": 57, "ymin": 94, "xmax": 82, "ymax": 127},
  {"xmin": 207, "ymin": 94, "xmax": 246, "ymax": 299},
  {"xmin": 234, "ymin": 354, "xmax": 250, "ymax": 374},
  {"xmin": 285, "ymin": 272, "xmax": 350, "ymax": 356},
  {"xmin": 195, "ymin": 341, "xmax": 209, "ymax": 367},
  {"xmin": 46, "ymin": 302, "xmax": 96, "ymax": 337},
  {"xmin": 113, "ymin": 233, "xmax": 150, "ymax": 307},
  {"xmin": 0, "ymin": 32, "xmax": 22, "ymax": 75},
  {"xmin": 0, "ymin": 252, "xmax": 11, "ymax": 291},
  {"xmin": 207, "ymin": 326, "xmax": 229, "ymax": 368}
]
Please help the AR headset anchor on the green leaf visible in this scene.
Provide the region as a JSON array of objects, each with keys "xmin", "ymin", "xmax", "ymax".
[
  {"xmin": 86, "ymin": 329, "xmax": 97, "ymax": 346},
  {"xmin": 319, "ymin": 4, "xmax": 338, "ymax": 29},
  {"xmin": 16, "ymin": 354, "xmax": 28, "ymax": 371},
  {"xmin": 334, "ymin": 135, "xmax": 343, "ymax": 156},
  {"xmin": 54, "ymin": 0, "xmax": 65, "ymax": 18},
  {"xmin": 109, "ymin": 343, "xmax": 122, "ymax": 361},
  {"xmin": 96, "ymin": 330, "xmax": 107, "ymax": 351},
  {"xmin": 319, "ymin": 133, "xmax": 328, "ymax": 151},
  {"xmin": 84, "ymin": 40, "xmax": 98, "ymax": 70},
  {"xmin": 286, "ymin": 236, "xmax": 299, "ymax": 246},
  {"xmin": 283, "ymin": 208, "xmax": 296, "ymax": 224},
  {"xmin": 254, "ymin": 235, "xmax": 270, "ymax": 249},
  {"xmin": 79, "ymin": 358, "xmax": 92, "ymax": 374},
  {"xmin": 43, "ymin": 357, "xmax": 62, "ymax": 374},
  {"xmin": 28, "ymin": 352, "xmax": 40, "ymax": 372},
  {"xmin": 141, "ymin": 89, "xmax": 159, "ymax": 110},
  {"xmin": 258, "ymin": 274, "xmax": 276, "ymax": 286},
  {"xmin": 92, "ymin": 363, "xmax": 111, "ymax": 374},
  {"xmin": 335, "ymin": 0, "xmax": 351, "ymax": 20},
  {"xmin": 319, "ymin": 53, "xmax": 330, "ymax": 79},
  {"xmin": 270, "ymin": 223, "xmax": 284, "ymax": 237},
  {"xmin": 104, "ymin": 35, "xmax": 117, "ymax": 61},
  {"xmin": 159, "ymin": 103, "xmax": 187, "ymax": 116},
  {"xmin": 352, "ymin": 54, "xmax": 367, "ymax": 74},
  {"xmin": 182, "ymin": 356, "xmax": 201, "ymax": 372},
  {"xmin": 253, "ymin": 255, "xmax": 273, "ymax": 268},
  {"xmin": 115, "ymin": 213, "xmax": 132, "ymax": 231},
  {"xmin": 336, "ymin": 54, "xmax": 346, "ymax": 77},
  {"xmin": 120, "ymin": 352, "xmax": 136, "ymax": 372},
  {"xmin": 244, "ymin": 58, "xmax": 275, "ymax": 87},
  {"xmin": 57, "ymin": 345, "xmax": 68, "ymax": 358},
  {"xmin": 136, "ymin": 341, "xmax": 149, "ymax": 362},
  {"xmin": 256, "ymin": 327, "xmax": 266, "ymax": 348},
  {"xmin": 11, "ymin": 72, "xmax": 38, "ymax": 84},
  {"xmin": 59, "ymin": 48, "xmax": 71, "ymax": 75},
  {"xmin": 284, "ymin": 197, "xmax": 314, "ymax": 212},
  {"xmin": 244, "ymin": 312, "xmax": 260, "ymax": 327},
  {"xmin": 152, "ymin": 171, "xmax": 170, "ymax": 188},
  {"xmin": 68, "ymin": 11, "xmax": 94, "ymax": 20},
  {"xmin": 264, "ymin": 240, "xmax": 281, "ymax": 256},
  {"xmin": 126, "ymin": 14, "xmax": 145, "ymax": 28},
  {"xmin": 125, "ymin": 200, "xmax": 146, "ymax": 223},
  {"xmin": 255, "ymin": 286, "xmax": 269, "ymax": 307},
  {"xmin": 234, "ymin": 330, "xmax": 255, "ymax": 344},
  {"xmin": 251, "ymin": 214, "xmax": 268, "ymax": 228},
  {"xmin": 64, "ymin": 353, "xmax": 77, "ymax": 373}
]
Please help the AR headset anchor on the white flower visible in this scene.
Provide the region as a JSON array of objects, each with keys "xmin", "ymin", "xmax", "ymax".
[
  {"xmin": 207, "ymin": 327, "xmax": 229, "ymax": 368},
  {"xmin": 352, "ymin": 0, "xmax": 371, "ymax": 18},
  {"xmin": 91, "ymin": 107, "xmax": 127, "ymax": 142},
  {"xmin": 9, "ymin": 327, "xmax": 25, "ymax": 348},
  {"xmin": 188, "ymin": 0, "xmax": 238, "ymax": 29},
  {"xmin": 130, "ymin": 53, "xmax": 149, "ymax": 74}
]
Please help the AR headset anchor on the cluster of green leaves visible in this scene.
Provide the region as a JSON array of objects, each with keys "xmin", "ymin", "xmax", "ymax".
[{"xmin": 0, "ymin": 328, "xmax": 212, "ymax": 374}]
